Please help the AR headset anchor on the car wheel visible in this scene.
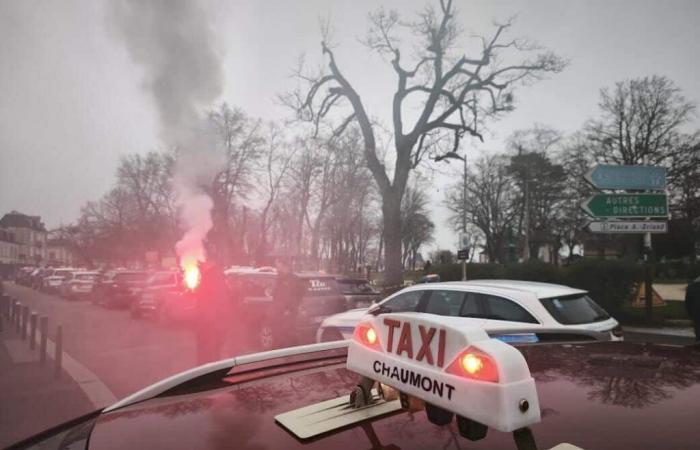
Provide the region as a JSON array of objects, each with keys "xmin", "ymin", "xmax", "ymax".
[{"xmin": 320, "ymin": 328, "xmax": 344, "ymax": 342}]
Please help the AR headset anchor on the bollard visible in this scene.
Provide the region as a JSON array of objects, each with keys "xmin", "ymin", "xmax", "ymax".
[
  {"xmin": 21, "ymin": 306, "xmax": 29, "ymax": 340},
  {"xmin": 55, "ymin": 325, "xmax": 63, "ymax": 379},
  {"xmin": 40, "ymin": 316, "xmax": 48, "ymax": 364},
  {"xmin": 0, "ymin": 294, "xmax": 8, "ymax": 319},
  {"xmin": 30, "ymin": 312, "xmax": 38, "ymax": 350},
  {"xmin": 14, "ymin": 301, "xmax": 21, "ymax": 333}
]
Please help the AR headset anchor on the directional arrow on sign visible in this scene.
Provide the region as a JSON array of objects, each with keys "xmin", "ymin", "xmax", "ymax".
[
  {"xmin": 581, "ymin": 193, "xmax": 668, "ymax": 218},
  {"xmin": 584, "ymin": 165, "xmax": 666, "ymax": 191}
]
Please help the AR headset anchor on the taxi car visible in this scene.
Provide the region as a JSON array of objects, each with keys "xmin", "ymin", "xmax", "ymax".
[
  {"xmin": 9, "ymin": 313, "xmax": 700, "ymax": 450},
  {"xmin": 317, "ymin": 279, "xmax": 622, "ymax": 343}
]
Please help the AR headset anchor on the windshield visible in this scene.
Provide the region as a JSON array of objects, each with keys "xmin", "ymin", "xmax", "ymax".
[
  {"xmin": 540, "ymin": 294, "xmax": 611, "ymax": 325},
  {"xmin": 1, "ymin": 0, "xmax": 696, "ymax": 447}
]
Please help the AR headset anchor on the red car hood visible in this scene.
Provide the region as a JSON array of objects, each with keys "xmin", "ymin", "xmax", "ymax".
[{"xmin": 88, "ymin": 342, "xmax": 700, "ymax": 450}]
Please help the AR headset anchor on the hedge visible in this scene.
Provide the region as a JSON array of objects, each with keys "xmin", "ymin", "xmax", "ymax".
[{"xmin": 655, "ymin": 260, "xmax": 700, "ymax": 282}]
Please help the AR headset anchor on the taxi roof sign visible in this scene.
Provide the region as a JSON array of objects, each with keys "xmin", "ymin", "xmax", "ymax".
[{"xmin": 347, "ymin": 313, "xmax": 541, "ymax": 433}]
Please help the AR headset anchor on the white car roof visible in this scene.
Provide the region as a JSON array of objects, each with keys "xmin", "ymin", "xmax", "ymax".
[{"xmin": 405, "ymin": 279, "xmax": 586, "ymax": 299}]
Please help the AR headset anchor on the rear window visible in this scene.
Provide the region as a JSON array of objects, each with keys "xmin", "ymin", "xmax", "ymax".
[
  {"xmin": 540, "ymin": 294, "xmax": 610, "ymax": 325},
  {"xmin": 302, "ymin": 278, "xmax": 339, "ymax": 297}
]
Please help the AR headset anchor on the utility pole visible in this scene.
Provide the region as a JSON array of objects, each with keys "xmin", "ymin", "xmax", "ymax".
[
  {"xmin": 462, "ymin": 152, "xmax": 468, "ymax": 281},
  {"xmin": 523, "ymin": 179, "xmax": 530, "ymax": 261}
]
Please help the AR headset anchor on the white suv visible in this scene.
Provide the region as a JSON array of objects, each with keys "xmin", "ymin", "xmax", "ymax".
[{"xmin": 316, "ymin": 279, "xmax": 622, "ymax": 343}]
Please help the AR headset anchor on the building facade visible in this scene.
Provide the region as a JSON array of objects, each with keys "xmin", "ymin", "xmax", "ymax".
[
  {"xmin": 0, "ymin": 211, "xmax": 48, "ymax": 264},
  {"xmin": 46, "ymin": 238, "xmax": 80, "ymax": 267}
]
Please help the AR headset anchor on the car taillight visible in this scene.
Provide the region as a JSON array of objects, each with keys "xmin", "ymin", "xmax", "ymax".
[
  {"xmin": 353, "ymin": 323, "xmax": 381, "ymax": 350},
  {"xmin": 445, "ymin": 348, "xmax": 499, "ymax": 383}
]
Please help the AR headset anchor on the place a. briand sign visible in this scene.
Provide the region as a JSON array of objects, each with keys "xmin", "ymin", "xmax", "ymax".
[{"xmin": 587, "ymin": 221, "xmax": 668, "ymax": 234}]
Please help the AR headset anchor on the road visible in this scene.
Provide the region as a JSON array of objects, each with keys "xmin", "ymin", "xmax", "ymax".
[{"xmin": 4, "ymin": 282, "xmax": 224, "ymax": 400}]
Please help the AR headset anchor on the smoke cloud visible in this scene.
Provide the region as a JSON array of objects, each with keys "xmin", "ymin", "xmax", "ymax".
[{"xmin": 110, "ymin": 0, "xmax": 224, "ymax": 269}]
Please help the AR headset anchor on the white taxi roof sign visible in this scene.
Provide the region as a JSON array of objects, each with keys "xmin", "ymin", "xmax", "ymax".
[{"xmin": 346, "ymin": 312, "xmax": 541, "ymax": 433}]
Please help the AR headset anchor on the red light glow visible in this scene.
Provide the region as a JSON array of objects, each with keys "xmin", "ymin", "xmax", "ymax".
[
  {"xmin": 446, "ymin": 348, "xmax": 499, "ymax": 383},
  {"xmin": 183, "ymin": 263, "xmax": 200, "ymax": 290},
  {"xmin": 354, "ymin": 323, "xmax": 381, "ymax": 349}
]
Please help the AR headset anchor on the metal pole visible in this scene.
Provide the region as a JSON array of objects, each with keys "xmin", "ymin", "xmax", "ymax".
[
  {"xmin": 644, "ymin": 232, "xmax": 653, "ymax": 322},
  {"xmin": 523, "ymin": 180, "xmax": 530, "ymax": 261},
  {"xmin": 55, "ymin": 325, "xmax": 63, "ymax": 379},
  {"xmin": 40, "ymin": 316, "xmax": 48, "ymax": 364},
  {"xmin": 14, "ymin": 301, "xmax": 21, "ymax": 333},
  {"xmin": 30, "ymin": 312, "xmax": 38, "ymax": 350},
  {"xmin": 462, "ymin": 154, "xmax": 468, "ymax": 281},
  {"xmin": 0, "ymin": 294, "xmax": 8, "ymax": 319}
]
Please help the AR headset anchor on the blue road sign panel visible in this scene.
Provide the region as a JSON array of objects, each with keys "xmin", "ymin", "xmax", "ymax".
[{"xmin": 584, "ymin": 165, "xmax": 666, "ymax": 190}]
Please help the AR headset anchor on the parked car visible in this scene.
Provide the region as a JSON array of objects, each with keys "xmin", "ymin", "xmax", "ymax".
[
  {"xmin": 31, "ymin": 267, "xmax": 52, "ymax": 290},
  {"xmin": 41, "ymin": 267, "xmax": 78, "ymax": 293},
  {"xmin": 58, "ymin": 271, "xmax": 100, "ymax": 300},
  {"xmin": 92, "ymin": 270, "xmax": 151, "ymax": 309},
  {"xmin": 229, "ymin": 270, "xmax": 347, "ymax": 349},
  {"xmin": 15, "ymin": 266, "xmax": 36, "ymax": 286},
  {"xmin": 130, "ymin": 270, "xmax": 182, "ymax": 319},
  {"xmin": 334, "ymin": 276, "xmax": 382, "ymax": 309},
  {"xmin": 316, "ymin": 279, "xmax": 622, "ymax": 343}
]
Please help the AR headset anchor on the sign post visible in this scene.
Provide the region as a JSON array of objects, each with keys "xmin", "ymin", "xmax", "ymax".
[{"xmin": 582, "ymin": 165, "xmax": 668, "ymax": 323}]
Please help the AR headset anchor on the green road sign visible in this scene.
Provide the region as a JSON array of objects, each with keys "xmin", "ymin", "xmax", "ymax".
[{"xmin": 581, "ymin": 194, "xmax": 668, "ymax": 218}]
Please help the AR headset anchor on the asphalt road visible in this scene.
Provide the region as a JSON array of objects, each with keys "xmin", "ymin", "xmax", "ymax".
[{"xmin": 4, "ymin": 282, "xmax": 211, "ymax": 400}]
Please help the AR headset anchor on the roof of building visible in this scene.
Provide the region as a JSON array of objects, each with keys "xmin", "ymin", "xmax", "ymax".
[{"xmin": 0, "ymin": 211, "xmax": 46, "ymax": 231}]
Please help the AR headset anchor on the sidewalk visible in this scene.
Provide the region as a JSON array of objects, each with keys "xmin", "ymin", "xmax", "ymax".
[
  {"xmin": 622, "ymin": 325, "xmax": 696, "ymax": 346},
  {"xmin": 0, "ymin": 317, "xmax": 94, "ymax": 448}
]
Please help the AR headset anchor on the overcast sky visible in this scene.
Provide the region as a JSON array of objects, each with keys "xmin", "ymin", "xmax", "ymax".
[{"xmin": 1, "ymin": 0, "xmax": 698, "ymax": 251}]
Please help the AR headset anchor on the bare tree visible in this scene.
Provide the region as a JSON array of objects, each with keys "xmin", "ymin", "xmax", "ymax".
[
  {"xmin": 401, "ymin": 187, "xmax": 434, "ymax": 269},
  {"xmin": 585, "ymin": 75, "xmax": 696, "ymax": 166},
  {"xmin": 287, "ymin": 1, "xmax": 566, "ymax": 285},
  {"xmin": 207, "ymin": 103, "xmax": 263, "ymax": 263},
  {"xmin": 556, "ymin": 133, "xmax": 596, "ymax": 260},
  {"xmin": 446, "ymin": 154, "xmax": 519, "ymax": 263},
  {"xmin": 254, "ymin": 123, "xmax": 297, "ymax": 263}
]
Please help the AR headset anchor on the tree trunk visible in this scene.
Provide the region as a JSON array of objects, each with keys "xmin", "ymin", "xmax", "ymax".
[{"xmin": 382, "ymin": 189, "xmax": 403, "ymax": 287}]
